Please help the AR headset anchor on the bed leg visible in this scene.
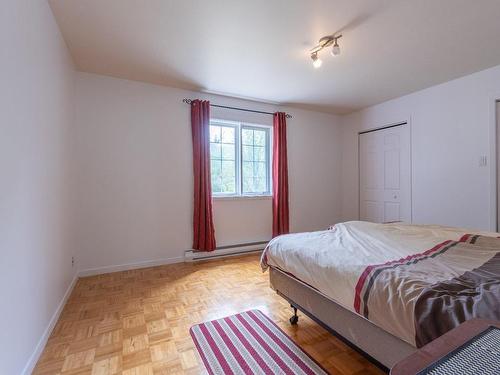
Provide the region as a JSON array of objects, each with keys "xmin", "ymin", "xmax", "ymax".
[{"xmin": 289, "ymin": 305, "xmax": 299, "ymax": 325}]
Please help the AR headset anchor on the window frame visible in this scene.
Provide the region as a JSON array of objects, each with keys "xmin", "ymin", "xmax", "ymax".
[{"xmin": 210, "ymin": 119, "xmax": 272, "ymax": 198}]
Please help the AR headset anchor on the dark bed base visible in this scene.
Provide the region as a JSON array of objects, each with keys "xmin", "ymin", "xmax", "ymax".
[
  {"xmin": 278, "ymin": 291, "xmax": 389, "ymax": 373},
  {"xmin": 269, "ymin": 266, "xmax": 417, "ymax": 371}
]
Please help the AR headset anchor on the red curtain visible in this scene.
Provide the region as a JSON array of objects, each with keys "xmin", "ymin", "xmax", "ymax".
[
  {"xmin": 272, "ymin": 112, "xmax": 290, "ymax": 237},
  {"xmin": 191, "ymin": 100, "xmax": 216, "ymax": 251}
]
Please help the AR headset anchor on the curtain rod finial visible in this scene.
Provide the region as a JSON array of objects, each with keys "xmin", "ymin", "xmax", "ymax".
[{"xmin": 183, "ymin": 98, "xmax": 193, "ymax": 104}]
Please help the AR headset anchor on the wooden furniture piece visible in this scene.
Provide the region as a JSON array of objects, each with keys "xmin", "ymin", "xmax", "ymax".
[{"xmin": 390, "ymin": 319, "xmax": 500, "ymax": 375}]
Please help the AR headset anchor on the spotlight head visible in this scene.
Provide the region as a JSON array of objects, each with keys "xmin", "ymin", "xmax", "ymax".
[
  {"xmin": 331, "ymin": 39, "xmax": 340, "ymax": 56},
  {"xmin": 311, "ymin": 52, "xmax": 322, "ymax": 68}
]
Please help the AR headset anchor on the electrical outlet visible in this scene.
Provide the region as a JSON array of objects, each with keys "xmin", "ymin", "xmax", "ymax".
[
  {"xmin": 479, "ymin": 155, "xmax": 488, "ymax": 167},
  {"xmin": 71, "ymin": 256, "xmax": 75, "ymax": 267}
]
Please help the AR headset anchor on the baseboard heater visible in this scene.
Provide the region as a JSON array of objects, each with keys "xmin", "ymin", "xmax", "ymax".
[{"xmin": 184, "ymin": 241, "xmax": 269, "ymax": 262}]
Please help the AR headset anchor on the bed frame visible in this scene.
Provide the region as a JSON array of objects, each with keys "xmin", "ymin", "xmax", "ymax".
[{"xmin": 269, "ymin": 266, "xmax": 417, "ymax": 372}]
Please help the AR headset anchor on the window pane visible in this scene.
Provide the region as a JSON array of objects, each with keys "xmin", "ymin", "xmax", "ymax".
[
  {"xmin": 210, "ymin": 125, "xmax": 221, "ymax": 143},
  {"xmin": 211, "ymin": 160, "xmax": 221, "ymax": 176},
  {"xmin": 242, "ymin": 161, "xmax": 253, "ymax": 178},
  {"xmin": 254, "ymin": 162, "xmax": 266, "ymax": 179},
  {"xmin": 213, "ymin": 159, "xmax": 235, "ymax": 194},
  {"xmin": 221, "ymin": 160, "xmax": 235, "ymax": 178},
  {"xmin": 254, "ymin": 146, "xmax": 266, "ymax": 161},
  {"xmin": 241, "ymin": 127, "xmax": 270, "ymax": 194},
  {"xmin": 243, "ymin": 160, "xmax": 267, "ymax": 194},
  {"xmin": 254, "ymin": 178, "xmax": 266, "ymax": 192},
  {"xmin": 210, "ymin": 143, "xmax": 221, "ymax": 159},
  {"xmin": 210, "ymin": 123, "xmax": 237, "ymax": 195},
  {"xmin": 221, "ymin": 175, "xmax": 235, "ymax": 193},
  {"xmin": 243, "ymin": 175, "xmax": 254, "ymax": 192},
  {"xmin": 212, "ymin": 176, "xmax": 222, "ymax": 193},
  {"xmin": 242, "ymin": 145, "xmax": 253, "ymax": 161},
  {"xmin": 254, "ymin": 130, "xmax": 266, "ymax": 146},
  {"xmin": 221, "ymin": 127, "xmax": 235, "ymax": 143},
  {"xmin": 242, "ymin": 128, "xmax": 253, "ymax": 145},
  {"xmin": 221, "ymin": 144, "xmax": 235, "ymax": 160},
  {"xmin": 210, "ymin": 159, "xmax": 222, "ymax": 193}
]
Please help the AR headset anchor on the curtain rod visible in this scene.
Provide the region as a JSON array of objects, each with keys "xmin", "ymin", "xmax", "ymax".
[{"xmin": 182, "ymin": 98, "xmax": 292, "ymax": 119}]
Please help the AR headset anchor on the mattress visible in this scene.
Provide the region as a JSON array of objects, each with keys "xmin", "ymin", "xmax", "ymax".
[{"xmin": 261, "ymin": 221, "xmax": 500, "ymax": 347}]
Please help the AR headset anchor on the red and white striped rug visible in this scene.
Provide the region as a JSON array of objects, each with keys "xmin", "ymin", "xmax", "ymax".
[{"xmin": 189, "ymin": 309, "xmax": 329, "ymax": 374}]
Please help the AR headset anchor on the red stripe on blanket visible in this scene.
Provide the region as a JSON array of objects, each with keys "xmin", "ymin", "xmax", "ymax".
[
  {"xmin": 459, "ymin": 234, "xmax": 471, "ymax": 242},
  {"xmin": 353, "ymin": 240, "xmax": 453, "ymax": 313}
]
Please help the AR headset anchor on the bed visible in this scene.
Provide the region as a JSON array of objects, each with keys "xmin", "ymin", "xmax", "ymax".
[{"xmin": 261, "ymin": 221, "xmax": 500, "ymax": 370}]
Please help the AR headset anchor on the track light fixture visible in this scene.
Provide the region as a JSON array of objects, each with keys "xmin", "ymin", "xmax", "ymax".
[{"xmin": 310, "ymin": 34, "xmax": 342, "ymax": 67}]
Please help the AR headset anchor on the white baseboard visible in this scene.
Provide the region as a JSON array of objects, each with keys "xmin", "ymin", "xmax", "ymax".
[
  {"xmin": 185, "ymin": 242, "xmax": 267, "ymax": 261},
  {"xmin": 22, "ymin": 273, "xmax": 78, "ymax": 375},
  {"xmin": 78, "ymin": 256, "xmax": 184, "ymax": 277}
]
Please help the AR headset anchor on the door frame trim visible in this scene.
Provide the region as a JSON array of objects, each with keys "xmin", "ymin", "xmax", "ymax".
[
  {"xmin": 490, "ymin": 96, "xmax": 500, "ymax": 231},
  {"xmin": 357, "ymin": 120, "xmax": 413, "ymax": 223}
]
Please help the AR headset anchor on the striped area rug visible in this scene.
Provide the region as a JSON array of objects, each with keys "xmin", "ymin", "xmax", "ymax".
[{"xmin": 189, "ymin": 309, "xmax": 329, "ymax": 374}]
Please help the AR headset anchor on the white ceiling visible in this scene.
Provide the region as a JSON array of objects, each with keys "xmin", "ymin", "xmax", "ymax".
[{"xmin": 49, "ymin": 0, "xmax": 500, "ymax": 114}]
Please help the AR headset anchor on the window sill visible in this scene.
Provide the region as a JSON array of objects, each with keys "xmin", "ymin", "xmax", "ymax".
[{"xmin": 213, "ymin": 195, "xmax": 272, "ymax": 201}]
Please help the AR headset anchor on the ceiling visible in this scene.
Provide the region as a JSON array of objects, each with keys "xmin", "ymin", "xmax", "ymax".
[{"xmin": 49, "ymin": 0, "xmax": 500, "ymax": 114}]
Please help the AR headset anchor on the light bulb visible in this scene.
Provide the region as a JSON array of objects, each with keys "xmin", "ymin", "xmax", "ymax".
[
  {"xmin": 313, "ymin": 58, "xmax": 322, "ymax": 68},
  {"xmin": 331, "ymin": 41, "xmax": 340, "ymax": 56},
  {"xmin": 311, "ymin": 52, "xmax": 322, "ymax": 68}
]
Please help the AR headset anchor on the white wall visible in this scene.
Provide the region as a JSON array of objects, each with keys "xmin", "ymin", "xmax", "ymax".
[
  {"xmin": 340, "ymin": 64, "xmax": 500, "ymax": 231},
  {"xmin": 74, "ymin": 73, "xmax": 342, "ymax": 272},
  {"xmin": 0, "ymin": 1, "xmax": 76, "ymax": 374}
]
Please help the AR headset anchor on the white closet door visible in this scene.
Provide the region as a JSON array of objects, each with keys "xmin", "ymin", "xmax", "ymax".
[{"xmin": 359, "ymin": 124, "xmax": 411, "ymax": 223}]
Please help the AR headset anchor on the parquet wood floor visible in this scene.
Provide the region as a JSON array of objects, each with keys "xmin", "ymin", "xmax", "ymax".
[{"xmin": 33, "ymin": 254, "xmax": 385, "ymax": 375}]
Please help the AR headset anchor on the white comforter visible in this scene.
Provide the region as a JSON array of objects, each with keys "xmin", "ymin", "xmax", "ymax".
[{"xmin": 261, "ymin": 221, "xmax": 496, "ymax": 345}]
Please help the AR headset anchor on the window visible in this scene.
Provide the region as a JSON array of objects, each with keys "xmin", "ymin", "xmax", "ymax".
[
  {"xmin": 209, "ymin": 123, "xmax": 237, "ymax": 194},
  {"xmin": 210, "ymin": 119, "xmax": 271, "ymax": 197}
]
